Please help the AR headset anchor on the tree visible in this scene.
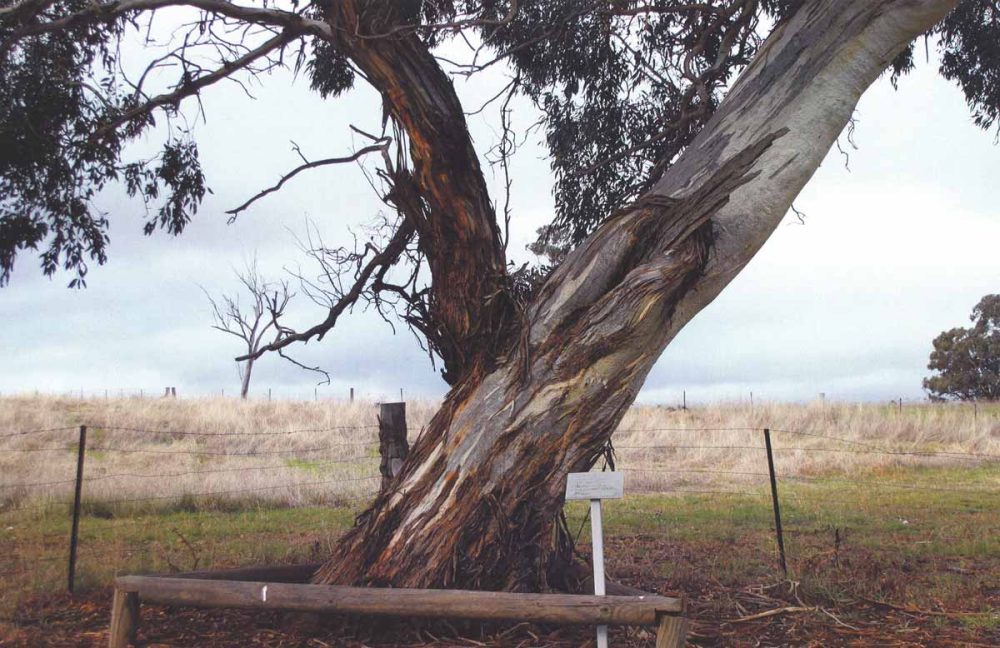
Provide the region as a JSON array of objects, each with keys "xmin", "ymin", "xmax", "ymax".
[
  {"xmin": 205, "ymin": 257, "xmax": 293, "ymax": 399},
  {"xmin": 207, "ymin": 255, "xmax": 332, "ymax": 398},
  {"xmin": 2, "ymin": 0, "xmax": 997, "ymax": 592},
  {"xmin": 924, "ymin": 294, "xmax": 1000, "ymax": 401}
]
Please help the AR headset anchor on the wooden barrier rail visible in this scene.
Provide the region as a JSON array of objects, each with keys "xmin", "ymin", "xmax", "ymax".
[{"xmin": 109, "ymin": 570, "xmax": 687, "ymax": 647}]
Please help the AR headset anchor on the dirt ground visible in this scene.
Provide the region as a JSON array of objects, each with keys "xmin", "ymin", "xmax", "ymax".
[{"xmin": 3, "ymin": 535, "xmax": 996, "ymax": 647}]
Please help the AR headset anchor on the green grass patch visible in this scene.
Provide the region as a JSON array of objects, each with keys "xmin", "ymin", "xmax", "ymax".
[
  {"xmin": 2, "ymin": 465, "xmax": 997, "ymax": 618},
  {"xmin": 284, "ymin": 457, "xmax": 330, "ymax": 475}
]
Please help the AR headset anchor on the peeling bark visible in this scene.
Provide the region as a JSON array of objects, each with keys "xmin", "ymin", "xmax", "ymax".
[
  {"xmin": 317, "ymin": 0, "xmax": 958, "ymax": 591},
  {"xmin": 326, "ymin": 2, "xmax": 514, "ymax": 384}
]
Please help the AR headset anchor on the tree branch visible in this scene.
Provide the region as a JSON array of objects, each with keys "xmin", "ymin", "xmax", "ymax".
[
  {"xmin": 1, "ymin": 0, "xmax": 332, "ymax": 53},
  {"xmin": 226, "ymin": 139, "xmax": 391, "ymax": 219},
  {"xmin": 0, "ymin": 0, "xmax": 57, "ymax": 22},
  {"xmin": 277, "ymin": 349, "xmax": 331, "ymax": 386},
  {"xmin": 342, "ymin": 0, "xmax": 520, "ymax": 41},
  {"xmin": 95, "ymin": 30, "xmax": 296, "ymax": 138},
  {"xmin": 236, "ymin": 218, "xmax": 416, "ymax": 363}
]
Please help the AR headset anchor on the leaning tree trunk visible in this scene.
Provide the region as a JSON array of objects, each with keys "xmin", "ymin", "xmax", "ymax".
[{"xmin": 316, "ymin": 0, "xmax": 957, "ymax": 591}]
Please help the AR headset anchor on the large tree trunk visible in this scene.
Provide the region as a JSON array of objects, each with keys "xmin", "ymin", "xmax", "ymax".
[{"xmin": 316, "ymin": 0, "xmax": 957, "ymax": 591}]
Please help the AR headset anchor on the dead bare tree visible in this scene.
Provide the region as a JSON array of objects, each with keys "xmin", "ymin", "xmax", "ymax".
[
  {"xmin": 205, "ymin": 258, "xmax": 294, "ymax": 399},
  {"xmin": 2, "ymin": 0, "xmax": 996, "ymax": 592}
]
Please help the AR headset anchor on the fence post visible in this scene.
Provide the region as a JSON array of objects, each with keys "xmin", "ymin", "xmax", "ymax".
[
  {"xmin": 68, "ymin": 425, "xmax": 87, "ymax": 593},
  {"xmin": 350, "ymin": 387, "xmax": 354, "ymax": 403},
  {"xmin": 682, "ymin": 390, "xmax": 686, "ymax": 410},
  {"xmin": 378, "ymin": 402, "xmax": 409, "ymax": 494},
  {"xmin": 763, "ymin": 428, "xmax": 787, "ymax": 577}
]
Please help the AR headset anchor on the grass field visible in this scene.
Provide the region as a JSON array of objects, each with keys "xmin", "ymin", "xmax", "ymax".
[
  {"xmin": 1, "ymin": 396, "xmax": 998, "ymax": 645},
  {"xmin": 2, "ymin": 395, "xmax": 996, "ymax": 510}
]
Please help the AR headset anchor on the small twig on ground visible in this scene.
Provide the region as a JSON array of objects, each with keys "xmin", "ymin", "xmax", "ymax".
[
  {"xmin": 725, "ymin": 606, "xmax": 816, "ymax": 624},
  {"xmin": 820, "ymin": 606, "xmax": 861, "ymax": 631},
  {"xmin": 859, "ymin": 597, "xmax": 980, "ymax": 618}
]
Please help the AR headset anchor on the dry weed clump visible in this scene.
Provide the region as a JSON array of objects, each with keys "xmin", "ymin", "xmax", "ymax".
[{"xmin": 0, "ymin": 395, "xmax": 996, "ymax": 510}]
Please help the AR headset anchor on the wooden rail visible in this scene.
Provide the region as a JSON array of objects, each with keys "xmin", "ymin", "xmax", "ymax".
[{"xmin": 108, "ymin": 572, "xmax": 686, "ymax": 647}]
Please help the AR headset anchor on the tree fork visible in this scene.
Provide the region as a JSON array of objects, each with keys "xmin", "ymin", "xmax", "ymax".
[{"xmin": 316, "ymin": 0, "xmax": 959, "ymax": 592}]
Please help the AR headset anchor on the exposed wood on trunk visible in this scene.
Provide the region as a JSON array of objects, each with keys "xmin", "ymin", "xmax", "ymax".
[
  {"xmin": 325, "ymin": 2, "xmax": 513, "ymax": 383},
  {"xmin": 318, "ymin": 0, "xmax": 958, "ymax": 592}
]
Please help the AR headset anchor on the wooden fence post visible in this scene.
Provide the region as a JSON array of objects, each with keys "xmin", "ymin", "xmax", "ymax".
[
  {"xmin": 378, "ymin": 402, "xmax": 408, "ymax": 493},
  {"xmin": 108, "ymin": 588, "xmax": 140, "ymax": 647},
  {"xmin": 655, "ymin": 613, "xmax": 687, "ymax": 648},
  {"xmin": 68, "ymin": 425, "xmax": 87, "ymax": 592}
]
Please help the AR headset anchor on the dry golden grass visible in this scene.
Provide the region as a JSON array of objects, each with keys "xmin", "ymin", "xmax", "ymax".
[
  {"xmin": 0, "ymin": 396, "xmax": 437, "ymax": 512},
  {"xmin": 1, "ymin": 395, "xmax": 997, "ymax": 511},
  {"xmin": 614, "ymin": 399, "xmax": 1000, "ymax": 493}
]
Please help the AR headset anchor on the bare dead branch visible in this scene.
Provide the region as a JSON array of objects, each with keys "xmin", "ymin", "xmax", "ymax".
[
  {"xmin": 277, "ymin": 349, "xmax": 331, "ymax": 386},
  {"xmin": 237, "ymin": 218, "xmax": 416, "ymax": 363},
  {"xmin": 226, "ymin": 139, "xmax": 391, "ymax": 219}
]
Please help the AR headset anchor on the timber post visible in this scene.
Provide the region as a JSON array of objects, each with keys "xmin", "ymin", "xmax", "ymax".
[
  {"xmin": 108, "ymin": 588, "xmax": 139, "ymax": 648},
  {"xmin": 655, "ymin": 605, "xmax": 688, "ymax": 648},
  {"xmin": 378, "ymin": 402, "xmax": 409, "ymax": 493}
]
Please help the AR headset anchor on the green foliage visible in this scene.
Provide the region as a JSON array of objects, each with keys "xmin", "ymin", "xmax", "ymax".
[
  {"xmin": 306, "ymin": 39, "xmax": 355, "ymax": 99},
  {"xmin": 938, "ymin": 0, "xmax": 1000, "ymax": 132},
  {"xmin": 1, "ymin": 1, "xmax": 999, "ymax": 287},
  {"xmin": 0, "ymin": 0, "xmax": 207, "ymax": 287},
  {"xmin": 924, "ymin": 294, "xmax": 1000, "ymax": 401},
  {"xmin": 472, "ymin": 0, "xmax": 787, "ymax": 245}
]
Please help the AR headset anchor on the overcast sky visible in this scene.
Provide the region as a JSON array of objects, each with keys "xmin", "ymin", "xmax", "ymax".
[{"xmin": 2, "ymin": 29, "xmax": 998, "ymax": 405}]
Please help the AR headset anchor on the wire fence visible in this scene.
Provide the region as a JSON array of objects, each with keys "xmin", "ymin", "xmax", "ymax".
[
  {"xmin": 0, "ymin": 420, "xmax": 383, "ymax": 592},
  {"xmin": 1, "ymin": 413, "xmax": 997, "ymax": 602}
]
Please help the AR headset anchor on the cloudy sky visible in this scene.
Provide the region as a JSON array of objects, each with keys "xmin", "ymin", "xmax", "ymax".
[{"xmin": 2, "ymin": 26, "xmax": 998, "ymax": 405}]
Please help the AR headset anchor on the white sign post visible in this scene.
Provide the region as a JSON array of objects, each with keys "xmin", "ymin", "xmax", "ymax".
[{"xmin": 566, "ymin": 472, "xmax": 624, "ymax": 648}]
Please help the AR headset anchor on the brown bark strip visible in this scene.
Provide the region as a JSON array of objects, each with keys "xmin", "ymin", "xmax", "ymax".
[{"xmin": 325, "ymin": 2, "xmax": 513, "ymax": 384}]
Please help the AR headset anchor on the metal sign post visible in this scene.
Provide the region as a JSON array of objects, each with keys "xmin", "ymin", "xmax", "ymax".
[{"xmin": 566, "ymin": 472, "xmax": 624, "ymax": 648}]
